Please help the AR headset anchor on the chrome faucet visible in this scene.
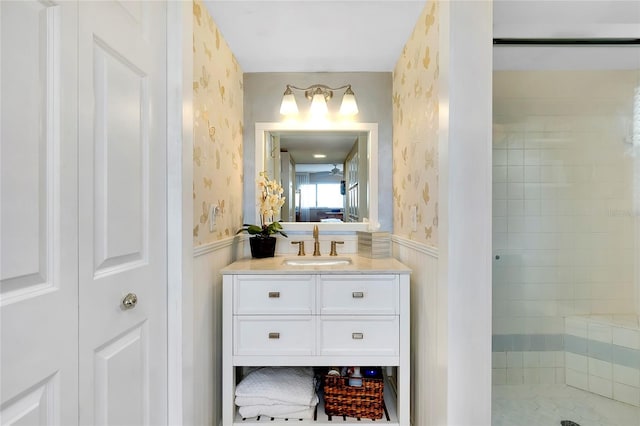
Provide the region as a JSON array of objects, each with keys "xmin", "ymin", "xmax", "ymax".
[{"xmin": 313, "ymin": 225, "xmax": 321, "ymax": 256}]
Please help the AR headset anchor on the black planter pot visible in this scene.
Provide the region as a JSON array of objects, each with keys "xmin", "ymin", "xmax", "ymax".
[{"xmin": 249, "ymin": 236, "xmax": 277, "ymax": 258}]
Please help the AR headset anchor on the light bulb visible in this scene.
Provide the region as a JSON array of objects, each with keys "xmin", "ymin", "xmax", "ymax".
[
  {"xmin": 310, "ymin": 93, "xmax": 328, "ymax": 116},
  {"xmin": 339, "ymin": 87, "xmax": 358, "ymax": 116},
  {"xmin": 280, "ymin": 91, "xmax": 298, "ymax": 115}
]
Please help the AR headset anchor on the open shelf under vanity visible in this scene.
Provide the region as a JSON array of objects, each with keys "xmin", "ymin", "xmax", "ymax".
[{"xmin": 234, "ymin": 376, "xmax": 399, "ymax": 425}]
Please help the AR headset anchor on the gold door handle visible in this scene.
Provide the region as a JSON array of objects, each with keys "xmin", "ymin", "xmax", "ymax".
[
  {"xmin": 268, "ymin": 291, "xmax": 280, "ymax": 298},
  {"xmin": 121, "ymin": 293, "xmax": 138, "ymax": 310},
  {"xmin": 268, "ymin": 332, "xmax": 280, "ymax": 339}
]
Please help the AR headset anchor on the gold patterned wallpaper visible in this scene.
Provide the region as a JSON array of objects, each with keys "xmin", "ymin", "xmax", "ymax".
[
  {"xmin": 392, "ymin": 0, "xmax": 439, "ymax": 246},
  {"xmin": 193, "ymin": 0, "xmax": 244, "ymax": 245}
]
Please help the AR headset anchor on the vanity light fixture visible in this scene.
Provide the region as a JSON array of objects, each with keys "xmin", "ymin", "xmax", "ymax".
[{"xmin": 279, "ymin": 84, "xmax": 359, "ymax": 117}]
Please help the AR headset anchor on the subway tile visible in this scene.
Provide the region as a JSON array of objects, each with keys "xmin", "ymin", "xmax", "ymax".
[
  {"xmin": 531, "ymin": 335, "xmax": 546, "ymax": 350},
  {"xmin": 493, "ymin": 199, "xmax": 507, "ymax": 216},
  {"xmin": 523, "ymin": 183, "xmax": 540, "ymax": 199},
  {"xmin": 508, "ymin": 149, "xmax": 524, "ymax": 166},
  {"xmin": 588, "ymin": 358, "xmax": 612, "ymax": 380},
  {"xmin": 539, "ymin": 351, "xmax": 556, "ymax": 367},
  {"xmin": 507, "ymin": 166, "xmax": 524, "ymax": 182},
  {"xmin": 565, "ymin": 335, "xmax": 588, "ymax": 356},
  {"xmin": 565, "ymin": 317, "xmax": 588, "ymax": 338},
  {"xmin": 508, "ymin": 182, "xmax": 524, "ymax": 199},
  {"xmin": 613, "ymin": 383, "xmax": 640, "ymax": 407},
  {"xmin": 493, "ymin": 232, "xmax": 507, "ymax": 250},
  {"xmin": 493, "ymin": 182, "xmax": 507, "ymax": 199},
  {"xmin": 493, "ymin": 149, "xmax": 508, "ymax": 166},
  {"xmin": 589, "ymin": 322, "xmax": 614, "ymax": 345},
  {"xmin": 493, "ymin": 334, "xmax": 512, "ymax": 352},
  {"xmin": 507, "ymin": 351, "xmax": 524, "ymax": 368},
  {"xmin": 523, "ymin": 368, "xmax": 539, "ymax": 384},
  {"xmin": 555, "ymin": 368, "xmax": 565, "ymax": 384},
  {"xmin": 511, "ymin": 335, "xmax": 529, "ymax": 351},
  {"xmin": 523, "ymin": 352, "xmax": 540, "ymax": 368},
  {"xmin": 588, "ymin": 375, "xmax": 613, "ymax": 398},
  {"xmin": 493, "ymin": 351, "xmax": 507, "ymax": 368},
  {"xmin": 613, "ymin": 345, "xmax": 640, "ymax": 370},
  {"xmin": 524, "ymin": 199, "xmax": 541, "ymax": 216},
  {"xmin": 613, "ymin": 364, "xmax": 640, "ymax": 387},
  {"xmin": 566, "ymin": 352, "xmax": 588, "ymax": 373},
  {"xmin": 539, "ymin": 368, "xmax": 556, "ymax": 384},
  {"xmin": 492, "ymin": 368, "xmax": 507, "ymax": 385},
  {"xmin": 508, "ymin": 199, "xmax": 524, "ymax": 216},
  {"xmin": 566, "ymin": 368, "xmax": 588, "ymax": 391},
  {"xmin": 524, "ymin": 149, "xmax": 541, "ymax": 165},
  {"xmin": 588, "ymin": 339, "xmax": 613, "ymax": 363},
  {"xmin": 523, "ymin": 166, "xmax": 540, "ymax": 182},
  {"xmin": 506, "ymin": 368, "xmax": 524, "ymax": 385},
  {"xmin": 508, "ymin": 134, "xmax": 525, "ymax": 149},
  {"xmin": 613, "ymin": 327, "xmax": 640, "ymax": 350},
  {"xmin": 493, "ymin": 217, "xmax": 507, "ymax": 233},
  {"xmin": 507, "ymin": 216, "xmax": 525, "ymax": 232},
  {"xmin": 493, "ymin": 166, "xmax": 507, "ymax": 182}
]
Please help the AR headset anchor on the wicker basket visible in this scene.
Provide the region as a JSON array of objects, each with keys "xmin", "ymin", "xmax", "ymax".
[{"xmin": 323, "ymin": 375, "xmax": 384, "ymax": 420}]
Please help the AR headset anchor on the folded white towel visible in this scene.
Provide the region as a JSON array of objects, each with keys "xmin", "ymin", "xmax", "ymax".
[
  {"xmin": 238, "ymin": 404, "xmax": 315, "ymax": 419},
  {"xmin": 235, "ymin": 367, "xmax": 317, "ymax": 407},
  {"xmin": 235, "ymin": 395, "xmax": 319, "ymax": 407}
]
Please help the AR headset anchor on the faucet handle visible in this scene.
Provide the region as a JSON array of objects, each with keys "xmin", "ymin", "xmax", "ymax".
[
  {"xmin": 291, "ymin": 241, "xmax": 306, "ymax": 256},
  {"xmin": 329, "ymin": 241, "xmax": 344, "ymax": 256}
]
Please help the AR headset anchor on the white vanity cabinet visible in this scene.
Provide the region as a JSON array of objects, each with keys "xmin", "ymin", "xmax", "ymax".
[{"xmin": 221, "ymin": 256, "xmax": 410, "ymax": 426}]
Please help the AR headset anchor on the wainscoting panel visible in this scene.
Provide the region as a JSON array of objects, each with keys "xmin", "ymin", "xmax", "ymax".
[
  {"xmin": 193, "ymin": 236, "xmax": 245, "ymax": 426},
  {"xmin": 392, "ymin": 236, "xmax": 439, "ymax": 426}
]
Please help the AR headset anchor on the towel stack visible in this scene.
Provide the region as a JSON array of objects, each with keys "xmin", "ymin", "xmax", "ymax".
[{"xmin": 235, "ymin": 367, "xmax": 319, "ymax": 419}]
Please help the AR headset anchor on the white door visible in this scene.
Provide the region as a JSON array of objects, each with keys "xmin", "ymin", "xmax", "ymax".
[
  {"xmin": 1, "ymin": 1, "xmax": 79, "ymax": 425},
  {"xmin": 77, "ymin": 2, "xmax": 167, "ymax": 425}
]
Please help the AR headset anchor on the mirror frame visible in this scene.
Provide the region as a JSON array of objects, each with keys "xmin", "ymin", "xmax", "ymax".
[{"xmin": 255, "ymin": 122, "xmax": 378, "ymax": 232}]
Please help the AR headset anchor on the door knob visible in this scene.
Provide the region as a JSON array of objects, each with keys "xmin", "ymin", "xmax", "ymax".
[{"xmin": 121, "ymin": 293, "xmax": 138, "ymax": 310}]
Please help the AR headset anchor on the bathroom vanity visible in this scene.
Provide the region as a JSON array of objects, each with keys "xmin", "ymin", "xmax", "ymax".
[{"xmin": 221, "ymin": 255, "xmax": 411, "ymax": 425}]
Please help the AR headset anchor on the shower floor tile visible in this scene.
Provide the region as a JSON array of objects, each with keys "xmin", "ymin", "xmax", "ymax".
[{"xmin": 493, "ymin": 384, "xmax": 640, "ymax": 426}]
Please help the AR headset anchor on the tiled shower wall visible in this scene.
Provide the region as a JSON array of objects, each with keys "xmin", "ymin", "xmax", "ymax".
[{"xmin": 492, "ymin": 70, "xmax": 639, "ymax": 384}]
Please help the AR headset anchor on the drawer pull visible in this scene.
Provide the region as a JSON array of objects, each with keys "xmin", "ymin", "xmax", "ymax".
[
  {"xmin": 352, "ymin": 332, "xmax": 364, "ymax": 340},
  {"xmin": 352, "ymin": 291, "xmax": 364, "ymax": 298},
  {"xmin": 268, "ymin": 332, "xmax": 280, "ymax": 339},
  {"xmin": 268, "ymin": 291, "xmax": 280, "ymax": 298}
]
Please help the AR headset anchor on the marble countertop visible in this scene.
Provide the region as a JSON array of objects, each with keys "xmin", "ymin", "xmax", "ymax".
[{"xmin": 221, "ymin": 254, "xmax": 411, "ymax": 275}]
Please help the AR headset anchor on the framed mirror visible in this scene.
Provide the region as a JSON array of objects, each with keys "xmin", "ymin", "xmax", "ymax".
[{"xmin": 255, "ymin": 122, "xmax": 378, "ymax": 231}]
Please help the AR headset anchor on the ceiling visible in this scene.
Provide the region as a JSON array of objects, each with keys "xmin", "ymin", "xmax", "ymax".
[
  {"xmin": 204, "ymin": 1, "xmax": 640, "ymax": 73},
  {"xmin": 203, "ymin": 1, "xmax": 426, "ymax": 72},
  {"xmin": 278, "ymin": 131, "xmax": 359, "ymax": 166}
]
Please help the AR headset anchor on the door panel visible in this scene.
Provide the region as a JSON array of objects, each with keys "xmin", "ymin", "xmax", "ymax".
[
  {"xmin": 93, "ymin": 39, "xmax": 147, "ymax": 274},
  {"xmin": 94, "ymin": 324, "xmax": 147, "ymax": 426},
  {"xmin": 78, "ymin": 1, "xmax": 167, "ymax": 425},
  {"xmin": 1, "ymin": 1, "xmax": 78, "ymax": 425}
]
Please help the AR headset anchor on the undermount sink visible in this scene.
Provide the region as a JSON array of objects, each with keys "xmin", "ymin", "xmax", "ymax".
[{"xmin": 282, "ymin": 257, "xmax": 353, "ymax": 266}]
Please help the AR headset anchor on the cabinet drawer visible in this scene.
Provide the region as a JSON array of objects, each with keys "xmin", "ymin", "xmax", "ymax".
[
  {"xmin": 318, "ymin": 316, "xmax": 398, "ymax": 356},
  {"xmin": 318, "ymin": 275, "xmax": 398, "ymax": 315},
  {"xmin": 234, "ymin": 275, "xmax": 314, "ymax": 315},
  {"xmin": 234, "ymin": 316, "xmax": 315, "ymax": 356}
]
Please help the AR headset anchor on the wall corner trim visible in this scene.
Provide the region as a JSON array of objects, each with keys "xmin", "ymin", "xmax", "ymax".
[{"xmin": 391, "ymin": 234, "xmax": 439, "ymax": 258}]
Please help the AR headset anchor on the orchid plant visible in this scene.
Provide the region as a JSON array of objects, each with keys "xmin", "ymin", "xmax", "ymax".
[{"xmin": 236, "ymin": 172, "xmax": 287, "ymax": 238}]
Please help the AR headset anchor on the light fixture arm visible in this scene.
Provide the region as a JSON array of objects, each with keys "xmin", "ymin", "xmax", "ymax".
[{"xmin": 285, "ymin": 83, "xmax": 354, "ymax": 100}]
